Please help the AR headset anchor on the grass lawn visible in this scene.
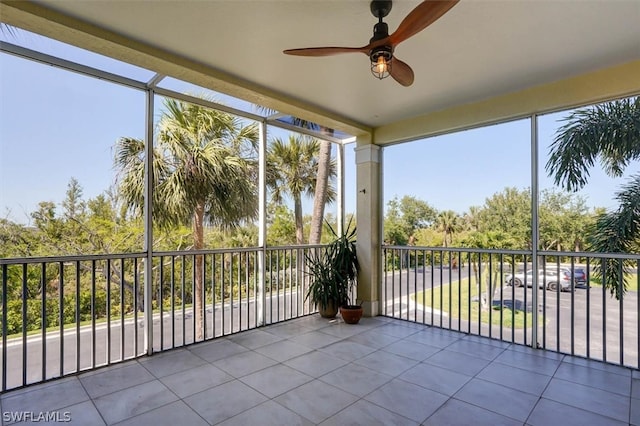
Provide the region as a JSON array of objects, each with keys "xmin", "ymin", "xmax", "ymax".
[{"xmin": 411, "ymin": 274, "xmax": 537, "ymax": 329}]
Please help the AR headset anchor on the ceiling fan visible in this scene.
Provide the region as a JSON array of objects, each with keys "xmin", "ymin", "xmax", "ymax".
[{"xmin": 283, "ymin": 0, "xmax": 459, "ymax": 87}]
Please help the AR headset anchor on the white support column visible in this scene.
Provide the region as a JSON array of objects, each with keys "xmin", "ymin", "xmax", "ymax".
[{"xmin": 355, "ymin": 137, "xmax": 381, "ymax": 317}]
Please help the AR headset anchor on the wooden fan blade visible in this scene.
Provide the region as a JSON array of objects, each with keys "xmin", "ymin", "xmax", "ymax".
[
  {"xmin": 390, "ymin": 0, "xmax": 459, "ymax": 46},
  {"xmin": 389, "ymin": 58, "xmax": 415, "ymax": 86},
  {"xmin": 283, "ymin": 47, "xmax": 368, "ymax": 57}
]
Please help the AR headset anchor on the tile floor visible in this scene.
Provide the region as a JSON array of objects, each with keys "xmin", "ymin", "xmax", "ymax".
[{"xmin": 1, "ymin": 316, "xmax": 638, "ymax": 425}]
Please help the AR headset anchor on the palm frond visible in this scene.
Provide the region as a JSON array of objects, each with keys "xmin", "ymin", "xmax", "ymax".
[
  {"xmin": 546, "ymin": 97, "xmax": 640, "ymax": 191},
  {"xmin": 115, "ymin": 95, "xmax": 258, "ymax": 230},
  {"xmin": 588, "ymin": 174, "xmax": 640, "ymax": 299}
]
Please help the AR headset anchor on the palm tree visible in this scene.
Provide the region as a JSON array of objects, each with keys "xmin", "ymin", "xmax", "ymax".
[
  {"xmin": 436, "ymin": 210, "xmax": 461, "ymax": 271},
  {"xmin": 546, "ymin": 96, "xmax": 640, "ymax": 299},
  {"xmin": 266, "ymin": 135, "xmax": 336, "ymax": 245},
  {"xmin": 436, "ymin": 210, "xmax": 461, "ymax": 247},
  {"xmin": 463, "ymin": 231, "xmax": 517, "ymax": 310},
  {"xmin": 309, "ymin": 138, "xmax": 333, "ymax": 244},
  {"xmin": 256, "ymin": 108, "xmax": 336, "ymax": 244},
  {"xmin": 115, "ymin": 96, "xmax": 258, "ymax": 340},
  {"xmin": 463, "ymin": 206, "xmax": 482, "ymax": 232}
]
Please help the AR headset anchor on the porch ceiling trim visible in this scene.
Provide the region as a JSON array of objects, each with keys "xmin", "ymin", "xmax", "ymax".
[
  {"xmin": 374, "ymin": 60, "xmax": 640, "ymax": 146},
  {"xmin": 0, "ymin": 0, "xmax": 372, "ymax": 138}
]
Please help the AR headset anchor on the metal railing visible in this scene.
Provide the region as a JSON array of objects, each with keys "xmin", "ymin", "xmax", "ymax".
[
  {"xmin": 383, "ymin": 245, "xmax": 640, "ymax": 369},
  {"xmin": 0, "ymin": 245, "xmax": 321, "ymax": 391}
]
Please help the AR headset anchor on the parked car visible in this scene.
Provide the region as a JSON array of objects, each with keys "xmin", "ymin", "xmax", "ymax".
[
  {"xmin": 573, "ymin": 267, "xmax": 587, "ymax": 285},
  {"xmin": 505, "ymin": 271, "xmax": 528, "ymax": 288},
  {"xmin": 505, "ymin": 268, "xmax": 574, "ymax": 291}
]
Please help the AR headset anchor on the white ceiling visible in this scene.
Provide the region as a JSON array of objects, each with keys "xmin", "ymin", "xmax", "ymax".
[{"xmin": 8, "ymin": 0, "xmax": 640, "ymax": 136}]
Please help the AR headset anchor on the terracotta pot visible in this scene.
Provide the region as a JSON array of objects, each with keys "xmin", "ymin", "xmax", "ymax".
[
  {"xmin": 319, "ymin": 299, "xmax": 338, "ymax": 318},
  {"xmin": 340, "ymin": 305, "xmax": 363, "ymax": 324}
]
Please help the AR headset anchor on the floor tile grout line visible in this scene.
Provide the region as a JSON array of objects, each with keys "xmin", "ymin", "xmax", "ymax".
[
  {"xmin": 533, "ymin": 375, "xmax": 632, "ymax": 425},
  {"xmin": 488, "ymin": 358, "xmax": 558, "ymax": 378},
  {"xmin": 552, "ymin": 364, "xmax": 633, "ymax": 397},
  {"xmin": 7, "ymin": 375, "xmax": 112, "ymax": 425},
  {"xmin": 249, "ymin": 325, "xmax": 422, "ymax": 424},
  {"xmin": 561, "ymin": 356, "xmax": 635, "ymax": 378},
  {"xmin": 313, "ymin": 357, "xmax": 396, "ymax": 390},
  {"xmin": 548, "ymin": 374, "xmax": 633, "ymax": 399},
  {"xmin": 446, "ymin": 395, "xmax": 531, "ymax": 425},
  {"xmin": 459, "ymin": 351, "xmax": 543, "ymax": 424},
  {"xmin": 338, "ymin": 326, "xmax": 483, "ymax": 424},
  {"xmin": 208, "ymin": 349, "xmax": 276, "ymax": 380},
  {"xmin": 232, "ymin": 374, "xmax": 318, "ymax": 423},
  {"xmin": 330, "ymin": 391, "xmax": 418, "ymax": 426},
  {"xmin": 96, "ymin": 377, "xmax": 179, "ymax": 424},
  {"xmin": 82, "ymin": 360, "xmax": 158, "ymax": 393},
  {"xmin": 422, "ymin": 342, "xmax": 538, "ymax": 425},
  {"xmin": 219, "ymin": 399, "xmax": 312, "ymax": 426},
  {"xmin": 490, "ymin": 352, "xmax": 563, "ymax": 375},
  {"xmin": 103, "ymin": 376, "xmax": 216, "ymax": 426},
  {"xmin": 524, "ymin": 395, "xmax": 631, "ymax": 426},
  {"xmin": 76, "ymin": 373, "xmax": 109, "ymax": 426}
]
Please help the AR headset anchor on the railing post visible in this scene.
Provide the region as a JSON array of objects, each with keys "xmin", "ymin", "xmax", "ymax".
[
  {"xmin": 2, "ymin": 264, "xmax": 7, "ymax": 392},
  {"xmin": 257, "ymin": 120, "xmax": 267, "ymax": 326},
  {"xmin": 143, "ymin": 87, "xmax": 154, "ymax": 355},
  {"xmin": 530, "ymin": 114, "xmax": 539, "ymax": 348}
]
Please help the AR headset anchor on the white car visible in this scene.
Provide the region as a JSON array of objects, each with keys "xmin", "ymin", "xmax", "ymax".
[{"xmin": 505, "ymin": 268, "xmax": 574, "ymax": 291}]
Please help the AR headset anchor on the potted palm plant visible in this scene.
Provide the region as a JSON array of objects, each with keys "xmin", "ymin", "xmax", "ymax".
[{"xmin": 305, "ymin": 219, "xmax": 362, "ymax": 323}]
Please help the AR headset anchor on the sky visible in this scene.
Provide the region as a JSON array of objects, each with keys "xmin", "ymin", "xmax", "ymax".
[
  {"xmin": 384, "ymin": 115, "xmax": 640, "ymax": 214},
  {"xmin": 1, "ymin": 28, "xmax": 638, "ymax": 226}
]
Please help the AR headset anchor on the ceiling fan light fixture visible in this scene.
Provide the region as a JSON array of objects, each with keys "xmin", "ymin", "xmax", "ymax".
[{"xmin": 370, "ymin": 46, "xmax": 392, "ymax": 80}]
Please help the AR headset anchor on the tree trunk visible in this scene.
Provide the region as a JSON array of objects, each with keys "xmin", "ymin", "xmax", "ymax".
[
  {"xmin": 294, "ymin": 195, "xmax": 304, "ymax": 245},
  {"xmin": 472, "ymin": 259, "xmax": 479, "ymax": 300},
  {"xmin": 309, "ymin": 139, "xmax": 332, "ymax": 244},
  {"xmin": 480, "ymin": 262, "xmax": 488, "ymax": 310},
  {"xmin": 294, "ymin": 195, "xmax": 305, "ymax": 299},
  {"xmin": 488, "ymin": 263, "xmax": 499, "ymax": 311},
  {"xmin": 474, "ymin": 258, "xmax": 489, "ymax": 310},
  {"xmin": 193, "ymin": 202, "xmax": 205, "ymax": 341}
]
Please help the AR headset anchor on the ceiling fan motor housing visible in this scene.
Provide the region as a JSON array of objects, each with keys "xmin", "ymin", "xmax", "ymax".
[
  {"xmin": 371, "ymin": 22, "xmax": 390, "ymax": 43},
  {"xmin": 370, "ymin": 0, "xmax": 392, "ymax": 19}
]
